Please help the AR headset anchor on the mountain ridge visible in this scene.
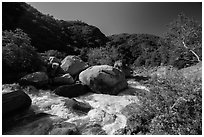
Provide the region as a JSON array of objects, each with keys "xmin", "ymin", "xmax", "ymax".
[{"xmin": 2, "ymin": 2, "xmax": 108, "ymax": 54}]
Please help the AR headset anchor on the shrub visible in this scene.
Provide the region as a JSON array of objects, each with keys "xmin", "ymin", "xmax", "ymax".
[
  {"xmin": 79, "ymin": 47, "xmax": 89, "ymax": 62},
  {"xmin": 2, "ymin": 29, "xmax": 43, "ymax": 83},
  {"xmin": 125, "ymin": 68, "xmax": 202, "ymax": 135},
  {"xmin": 87, "ymin": 46, "xmax": 119, "ymax": 66},
  {"xmin": 42, "ymin": 50, "xmax": 67, "ymax": 60}
]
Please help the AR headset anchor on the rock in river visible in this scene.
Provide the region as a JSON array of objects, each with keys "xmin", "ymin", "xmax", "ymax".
[{"xmin": 79, "ymin": 65, "xmax": 128, "ymax": 95}]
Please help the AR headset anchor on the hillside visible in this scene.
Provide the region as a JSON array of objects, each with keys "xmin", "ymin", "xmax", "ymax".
[
  {"xmin": 107, "ymin": 33, "xmax": 167, "ymax": 66},
  {"xmin": 86, "ymin": 33, "xmax": 169, "ymax": 67},
  {"xmin": 2, "ymin": 2, "xmax": 108, "ymax": 54}
]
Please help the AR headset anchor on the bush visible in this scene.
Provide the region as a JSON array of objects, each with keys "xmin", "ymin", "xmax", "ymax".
[
  {"xmin": 79, "ymin": 47, "xmax": 89, "ymax": 62},
  {"xmin": 42, "ymin": 50, "xmax": 67, "ymax": 60},
  {"xmin": 125, "ymin": 68, "xmax": 202, "ymax": 135},
  {"xmin": 87, "ymin": 46, "xmax": 119, "ymax": 66},
  {"xmin": 2, "ymin": 29, "xmax": 43, "ymax": 83}
]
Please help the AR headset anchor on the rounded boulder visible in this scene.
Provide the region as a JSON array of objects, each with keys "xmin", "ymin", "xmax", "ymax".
[
  {"xmin": 53, "ymin": 73, "xmax": 74, "ymax": 85},
  {"xmin": 79, "ymin": 65, "xmax": 128, "ymax": 95},
  {"xmin": 60, "ymin": 55, "xmax": 88, "ymax": 76},
  {"xmin": 53, "ymin": 83, "xmax": 92, "ymax": 98},
  {"xmin": 19, "ymin": 72, "xmax": 49, "ymax": 88}
]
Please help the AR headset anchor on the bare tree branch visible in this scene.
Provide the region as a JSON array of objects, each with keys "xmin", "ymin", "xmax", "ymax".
[{"xmin": 182, "ymin": 41, "xmax": 201, "ymax": 62}]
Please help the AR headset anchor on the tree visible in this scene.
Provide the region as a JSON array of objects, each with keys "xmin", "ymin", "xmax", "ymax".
[
  {"xmin": 2, "ymin": 29, "xmax": 43, "ymax": 83},
  {"xmin": 164, "ymin": 13, "xmax": 202, "ymax": 65}
]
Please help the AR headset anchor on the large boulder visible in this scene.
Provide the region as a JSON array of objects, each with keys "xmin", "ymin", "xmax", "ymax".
[
  {"xmin": 79, "ymin": 65, "xmax": 128, "ymax": 95},
  {"xmin": 68, "ymin": 98, "xmax": 92, "ymax": 115},
  {"xmin": 53, "ymin": 83, "xmax": 92, "ymax": 98},
  {"xmin": 60, "ymin": 55, "xmax": 88, "ymax": 76},
  {"xmin": 53, "ymin": 73, "xmax": 74, "ymax": 85},
  {"xmin": 3, "ymin": 106, "xmax": 79, "ymax": 135},
  {"xmin": 2, "ymin": 86, "xmax": 32, "ymax": 117},
  {"xmin": 19, "ymin": 72, "xmax": 49, "ymax": 88}
]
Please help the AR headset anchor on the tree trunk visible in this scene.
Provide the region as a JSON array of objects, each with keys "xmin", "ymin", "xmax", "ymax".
[{"xmin": 182, "ymin": 41, "xmax": 201, "ymax": 62}]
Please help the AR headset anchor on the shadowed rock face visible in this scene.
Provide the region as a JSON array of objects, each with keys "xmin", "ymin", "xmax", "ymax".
[
  {"xmin": 2, "ymin": 84, "xmax": 32, "ymax": 118},
  {"xmin": 4, "ymin": 112, "xmax": 80, "ymax": 135},
  {"xmin": 53, "ymin": 83, "xmax": 92, "ymax": 98},
  {"xmin": 52, "ymin": 73, "xmax": 75, "ymax": 85}
]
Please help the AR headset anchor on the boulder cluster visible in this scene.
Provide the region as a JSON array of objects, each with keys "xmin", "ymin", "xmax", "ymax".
[
  {"xmin": 18, "ymin": 55, "xmax": 128, "ymax": 96},
  {"xmin": 3, "ymin": 55, "xmax": 140, "ymax": 135}
]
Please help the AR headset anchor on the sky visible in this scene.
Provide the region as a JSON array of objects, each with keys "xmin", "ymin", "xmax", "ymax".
[{"xmin": 28, "ymin": 2, "xmax": 202, "ymax": 36}]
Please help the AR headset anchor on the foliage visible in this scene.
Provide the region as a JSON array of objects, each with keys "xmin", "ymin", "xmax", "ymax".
[
  {"xmin": 104, "ymin": 14, "xmax": 202, "ymax": 69},
  {"xmin": 42, "ymin": 50, "xmax": 67, "ymax": 60},
  {"xmin": 79, "ymin": 47, "xmax": 89, "ymax": 62},
  {"xmin": 87, "ymin": 33, "xmax": 173, "ymax": 68},
  {"xmin": 3, "ymin": 2, "xmax": 201, "ymax": 70},
  {"xmin": 126, "ymin": 68, "xmax": 202, "ymax": 135},
  {"xmin": 107, "ymin": 33, "xmax": 167, "ymax": 67},
  {"xmin": 87, "ymin": 45, "xmax": 119, "ymax": 66},
  {"xmin": 164, "ymin": 13, "xmax": 202, "ymax": 68},
  {"xmin": 2, "ymin": 2, "xmax": 108, "ymax": 54},
  {"xmin": 2, "ymin": 29, "xmax": 43, "ymax": 83}
]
